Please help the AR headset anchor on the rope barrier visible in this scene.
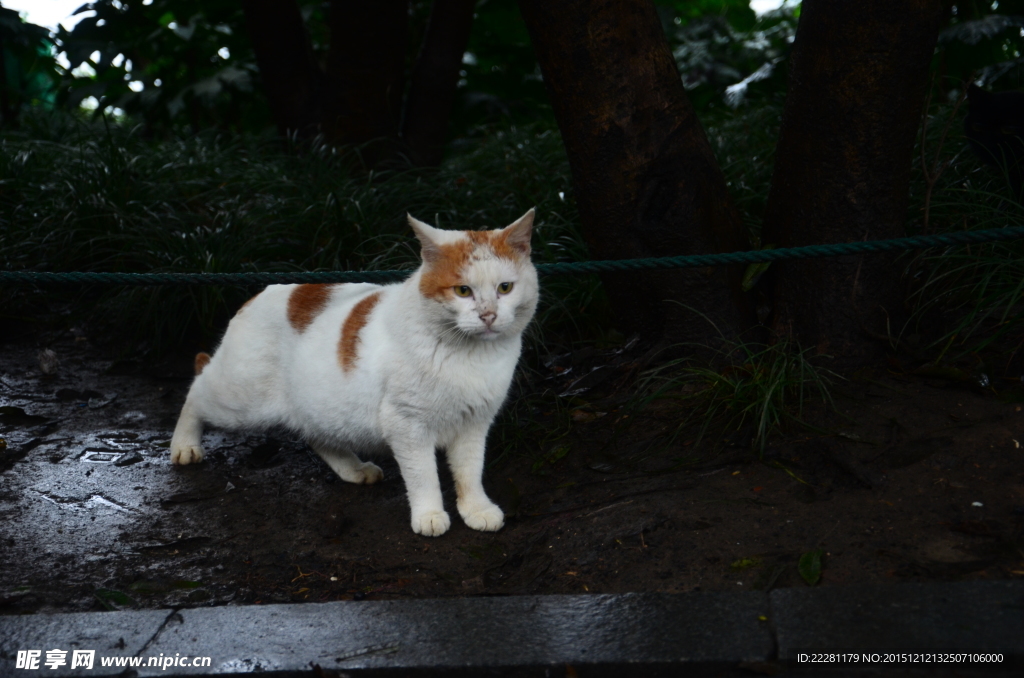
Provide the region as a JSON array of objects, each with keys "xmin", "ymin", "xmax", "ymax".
[{"xmin": 2, "ymin": 225, "xmax": 1023, "ymax": 286}]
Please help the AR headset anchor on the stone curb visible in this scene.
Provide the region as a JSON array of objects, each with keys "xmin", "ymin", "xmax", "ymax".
[{"xmin": 1, "ymin": 581, "xmax": 1022, "ymax": 677}]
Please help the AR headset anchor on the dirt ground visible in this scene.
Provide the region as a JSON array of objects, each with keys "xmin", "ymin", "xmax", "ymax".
[{"xmin": 2, "ymin": 324, "xmax": 1024, "ymax": 615}]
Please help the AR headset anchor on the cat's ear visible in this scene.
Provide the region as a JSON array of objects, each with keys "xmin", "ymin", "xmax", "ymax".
[
  {"xmin": 500, "ymin": 208, "xmax": 535, "ymax": 256},
  {"xmin": 408, "ymin": 214, "xmax": 441, "ymax": 264}
]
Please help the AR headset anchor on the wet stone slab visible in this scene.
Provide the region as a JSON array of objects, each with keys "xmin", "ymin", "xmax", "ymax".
[
  {"xmin": 771, "ymin": 580, "xmax": 1024, "ymax": 658},
  {"xmin": 2, "ymin": 584, "xmax": 1024, "ymax": 676},
  {"xmin": 0, "ymin": 591, "xmax": 772, "ymax": 676}
]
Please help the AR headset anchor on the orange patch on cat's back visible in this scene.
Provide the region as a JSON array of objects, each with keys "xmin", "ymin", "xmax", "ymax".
[
  {"xmin": 287, "ymin": 284, "xmax": 336, "ymax": 333},
  {"xmin": 339, "ymin": 291, "xmax": 382, "ymax": 372},
  {"xmin": 194, "ymin": 352, "xmax": 211, "ymax": 375}
]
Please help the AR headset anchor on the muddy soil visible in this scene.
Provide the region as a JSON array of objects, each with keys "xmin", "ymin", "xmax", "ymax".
[{"xmin": 2, "ymin": 328, "xmax": 1024, "ymax": 615}]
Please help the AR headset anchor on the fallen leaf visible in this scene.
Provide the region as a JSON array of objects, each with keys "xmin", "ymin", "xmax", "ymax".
[{"xmin": 798, "ymin": 550, "xmax": 824, "ymax": 586}]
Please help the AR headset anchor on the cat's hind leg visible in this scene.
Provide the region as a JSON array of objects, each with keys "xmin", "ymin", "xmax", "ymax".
[
  {"xmin": 312, "ymin": 444, "xmax": 383, "ymax": 485},
  {"xmin": 170, "ymin": 396, "xmax": 205, "ymax": 465}
]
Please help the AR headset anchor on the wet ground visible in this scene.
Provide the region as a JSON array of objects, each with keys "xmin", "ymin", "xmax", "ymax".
[{"xmin": 2, "ymin": 329, "xmax": 1024, "ymax": 615}]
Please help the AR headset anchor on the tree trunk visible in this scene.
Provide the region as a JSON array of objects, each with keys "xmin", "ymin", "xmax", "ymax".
[
  {"xmin": 244, "ymin": 0, "xmax": 409, "ymax": 164},
  {"xmin": 402, "ymin": 0, "xmax": 476, "ymax": 166},
  {"xmin": 761, "ymin": 0, "xmax": 948, "ymax": 364},
  {"xmin": 242, "ymin": 0, "xmax": 322, "ymax": 136},
  {"xmin": 517, "ymin": 0, "xmax": 754, "ymax": 348},
  {"xmin": 324, "ymin": 0, "xmax": 409, "ymax": 163}
]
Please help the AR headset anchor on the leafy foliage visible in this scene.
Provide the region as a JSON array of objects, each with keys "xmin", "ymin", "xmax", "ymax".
[
  {"xmin": 0, "ymin": 6, "xmax": 59, "ymax": 123},
  {"xmin": 453, "ymin": 0, "xmax": 550, "ymax": 130},
  {"xmin": 939, "ymin": 1, "xmax": 1024, "ymax": 88},
  {"xmin": 660, "ymin": 1, "xmax": 798, "ymax": 111},
  {"xmin": 55, "ymin": 0, "xmax": 268, "ymax": 132}
]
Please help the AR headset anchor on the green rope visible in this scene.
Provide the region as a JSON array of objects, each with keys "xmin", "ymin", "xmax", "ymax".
[{"xmin": 2, "ymin": 225, "xmax": 1023, "ymax": 286}]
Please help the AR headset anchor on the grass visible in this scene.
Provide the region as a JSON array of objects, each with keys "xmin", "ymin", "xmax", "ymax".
[
  {"xmin": 632, "ymin": 336, "xmax": 841, "ymax": 455},
  {"xmin": 0, "ymin": 112, "xmax": 604, "ymax": 353},
  {"xmin": 904, "ymin": 96, "xmax": 1024, "ymax": 365}
]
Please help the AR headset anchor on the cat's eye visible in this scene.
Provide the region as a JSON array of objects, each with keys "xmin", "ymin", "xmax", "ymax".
[
  {"xmin": 1001, "ymin": 126, "xmax": 1019, "ymax": 136},
  {"xmin": 454, "ymin": 285, "xmax": 473, "ymax": 297},
  {"xmin": 498, "ymin": 282, "xmax": 514, "ymax": 294}
]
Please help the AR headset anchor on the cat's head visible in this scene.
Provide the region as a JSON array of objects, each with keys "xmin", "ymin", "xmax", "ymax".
[{"xmin": 407, "ymin": 209, "xmax": 539, "ymax": 342}]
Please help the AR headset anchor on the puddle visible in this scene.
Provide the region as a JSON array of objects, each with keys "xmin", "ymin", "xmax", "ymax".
[
  {"xmin": 29, "ymin": 489, "xmax": 137, "ymax": 513},
  {"xmin": 80, "ymin": 450, "xmax": 123, "ymax": 463}
]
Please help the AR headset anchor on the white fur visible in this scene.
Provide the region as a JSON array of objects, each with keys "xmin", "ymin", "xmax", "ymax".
[{"xmin": 170, "ymin": 210, "xmax": 539, "ymax": 537}]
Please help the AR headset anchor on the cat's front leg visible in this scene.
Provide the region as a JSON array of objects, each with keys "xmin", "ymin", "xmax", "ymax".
[
  {"xmin": 170, "ymin": 398, "xmax": 205, "ymax": 465},
  {"xmin": 447, "ymin": 423, "xmax": 504, "ymax": 532},
  {"xmin": 386, "ymin": 431, "xmax": 450, "ymax": 537}
]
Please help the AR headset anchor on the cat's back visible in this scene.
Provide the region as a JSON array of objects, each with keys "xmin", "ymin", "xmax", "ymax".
[
  {"xmin": 225, "ymin": 283, "xmax": 380, "ymax": 333},
  {"xmin": 210, "ymin": 282, "xmax": 386, "ymax": 373}
]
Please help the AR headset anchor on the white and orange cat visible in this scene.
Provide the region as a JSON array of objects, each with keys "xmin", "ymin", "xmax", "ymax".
[{"xmin": 169, "ymin": 209, "xmax": 538, "ymax": 537}]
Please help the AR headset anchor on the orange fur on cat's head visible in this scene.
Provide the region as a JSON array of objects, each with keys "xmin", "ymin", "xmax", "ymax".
[{"xmin": 408, "ymin": 209, "xmax": 534, "ymax": 301}]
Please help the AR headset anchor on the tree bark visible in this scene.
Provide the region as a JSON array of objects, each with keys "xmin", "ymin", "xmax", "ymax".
[
  {"xmin": 242, "ymin": 0, "xmax": 322, "ymax": 136},
  {"xmin": 402, "ymin": 0, "xmax": 476, "ymax": 166},
  {"xmin": 761, "ymin": 0, "xmax": 948, "ymax": 364},
  {"xmin": 324, "ymin": 0, "xmax": 409, "ymax": 162},
  {"xmin": 518, "ymin": 0, "xmax": 754, "ymax": 347}
]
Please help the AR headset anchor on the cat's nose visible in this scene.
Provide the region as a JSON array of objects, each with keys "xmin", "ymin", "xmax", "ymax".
[{"xmin": 480, "ymin": 311, "xmax": 496, "ymax": 327}]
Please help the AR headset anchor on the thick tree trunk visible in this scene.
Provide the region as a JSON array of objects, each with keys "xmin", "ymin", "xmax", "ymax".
[
  {"xmin": 242, "ymin": 0, "xmax": 322, "ymax": 136},
  {"xmin": 324, "ymin": 0, "xmax": 409, "ymax": 162},
  {"xmin": 761, "ymin": 0, "xmax": 948, "ymax": 364},
  {"xmin": 517, "ymin": 0, "xmax": 754, "ymax": 348},
  {"xmin": 402, "ymin": 0, "xmax": 476, "ymax": 166}
]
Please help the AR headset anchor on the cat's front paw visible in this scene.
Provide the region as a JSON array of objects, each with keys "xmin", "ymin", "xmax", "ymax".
[
  {"xmin": 412, "ymin": 510, "xmax": 451, "ymax": 537},
  {"xmin": 459, "ymin": 502, "xmax": 504, "ymax": 532},
  {"xmin": 170, "ymin": 444, "xmax": 204, "ymax": 465}
]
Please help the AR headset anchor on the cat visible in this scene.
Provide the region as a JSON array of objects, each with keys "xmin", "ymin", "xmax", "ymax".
[
  {"xmin": 169, "ymin": 209, "xmax": 539, "ymax": 537},
  {"xmin": 965, "ymin": 84, "xmax": 1024, "ymax": 199}
]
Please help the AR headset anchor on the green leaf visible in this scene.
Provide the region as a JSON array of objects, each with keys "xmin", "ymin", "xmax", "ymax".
[
  {"xmin": 172, "ymin": 580, "xmax": 203, "ymax": 589},
  {"xmin": 94, "ymin": 588, "xmax": 137, "ymax": 609},
  {"xmin": 798, "ymin": 549, "xmax": 824, "ymax": 586},
  {"xmin": 741, "ymin": 244, "xmax": 774, "ymax": 291}
]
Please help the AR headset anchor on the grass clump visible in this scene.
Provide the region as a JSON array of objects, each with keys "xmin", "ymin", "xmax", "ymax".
[
  {"xmin": 635, "ymin": 339, "xmax": 841, "ymax": 455},
  {"xmin": 905, "ymin": 97, "xmax": 1024, "ymax": 364}
]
